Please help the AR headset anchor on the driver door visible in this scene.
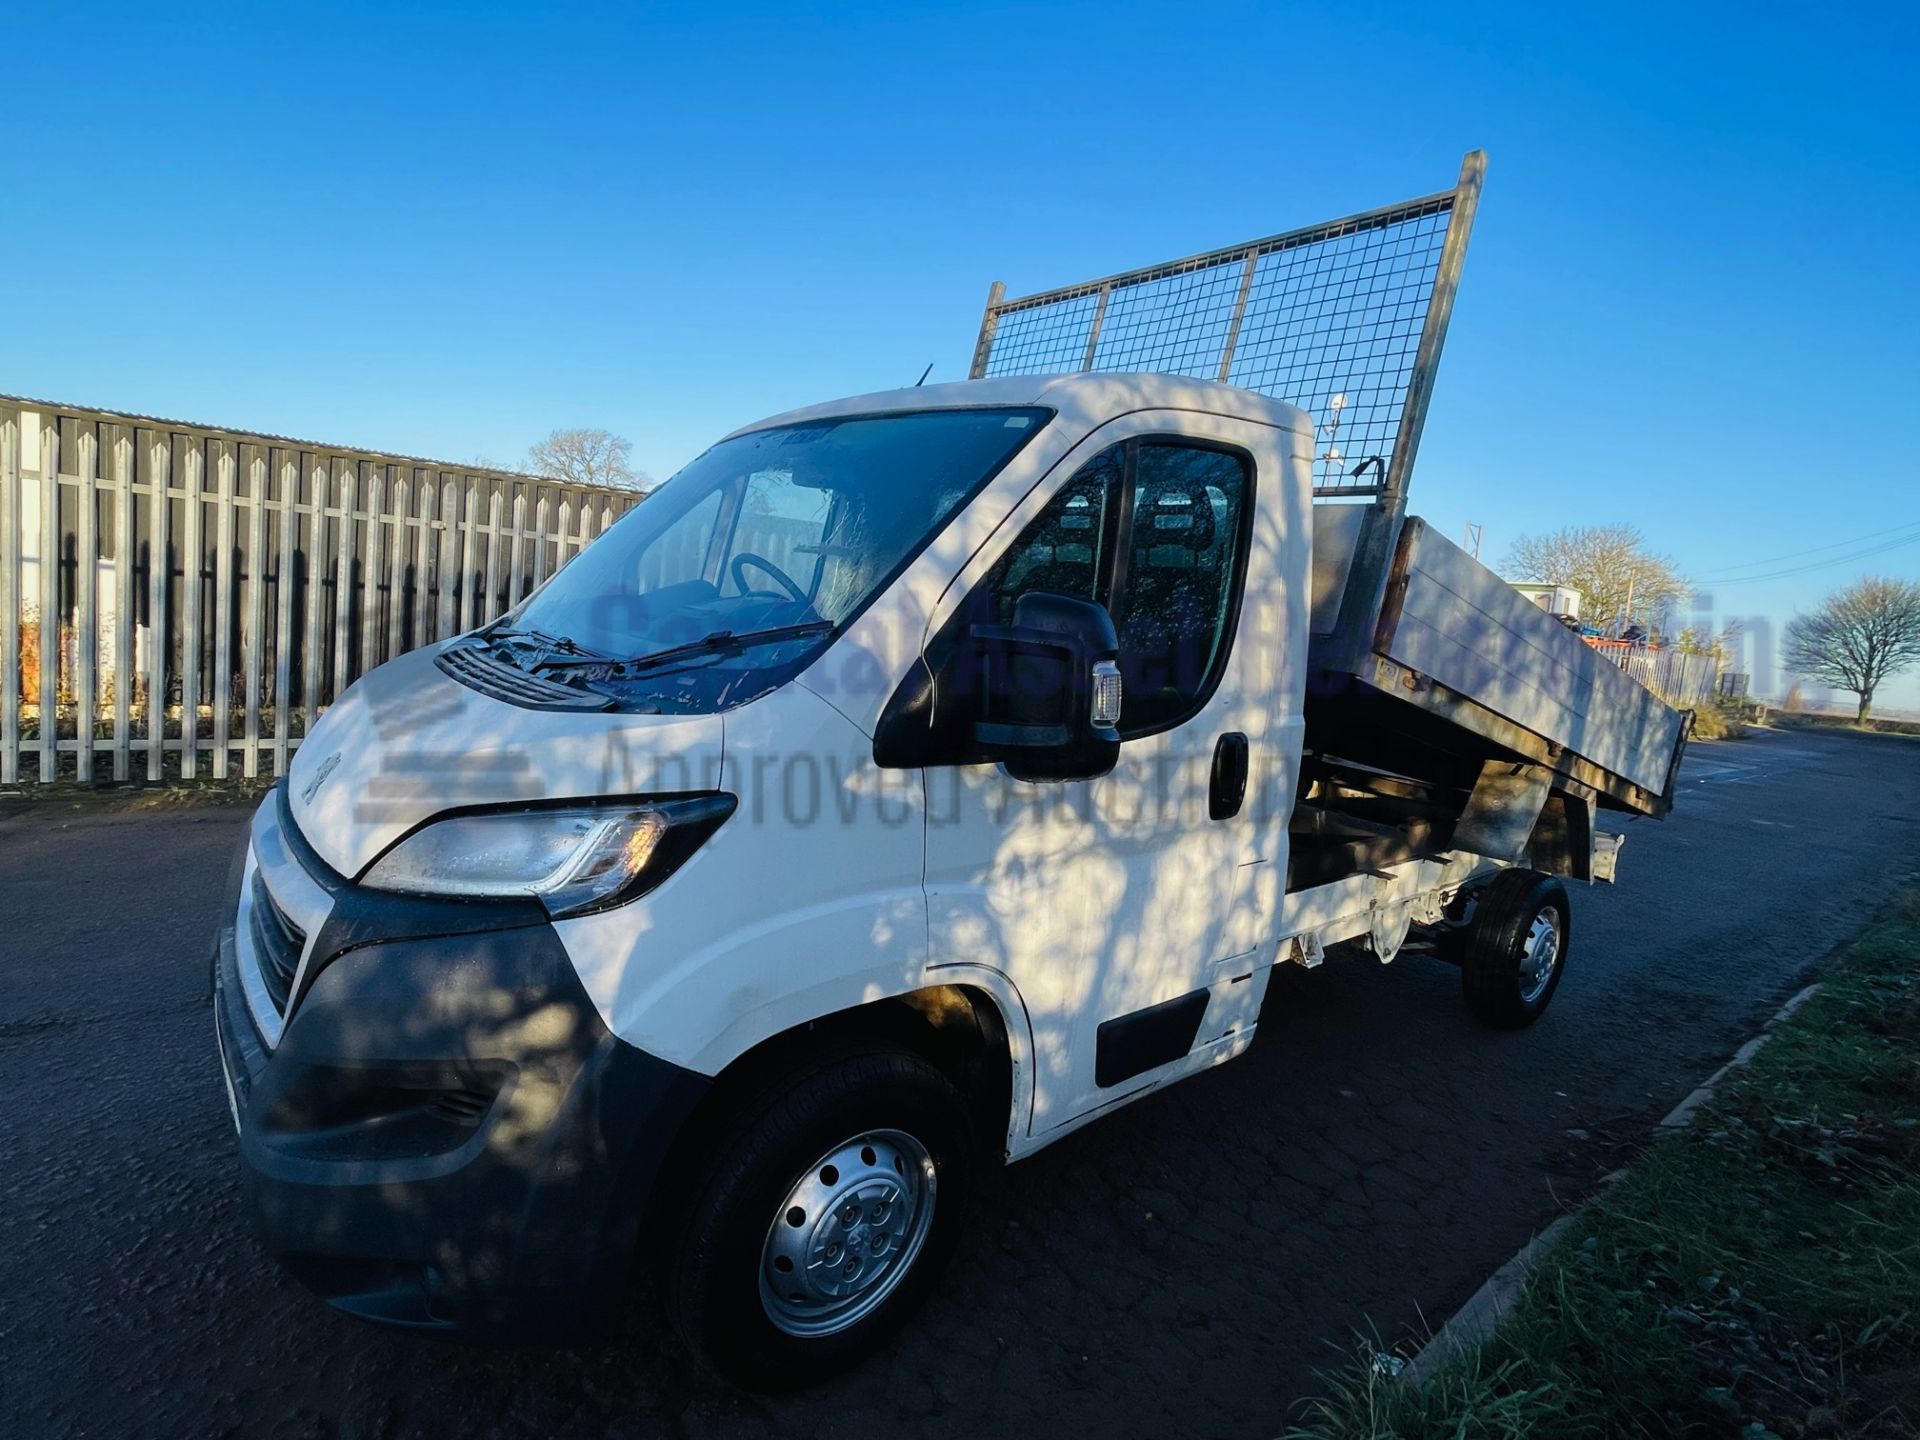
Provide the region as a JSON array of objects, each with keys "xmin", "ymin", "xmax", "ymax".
[{"xmin": 922, "ymin": 412, "xmax": 1298, "ymax": 1138}]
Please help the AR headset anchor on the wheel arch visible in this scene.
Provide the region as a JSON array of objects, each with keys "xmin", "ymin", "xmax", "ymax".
[{"xmin": 641, "ymin": 974, "xmax": 1031, "ymax": 1251}]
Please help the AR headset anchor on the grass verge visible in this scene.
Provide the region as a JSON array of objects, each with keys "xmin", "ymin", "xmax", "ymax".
[
  {"xmin": 1770, "ymin": 713, "xmax": 1920, "ymax": 741},
  {"xmin": 1285, "ymin": 892, "xmax": 1920, "ymax": 1439},
  {"xmin": 1680, "ymin": 698, "xmax": 1754, "ymax": 741}
]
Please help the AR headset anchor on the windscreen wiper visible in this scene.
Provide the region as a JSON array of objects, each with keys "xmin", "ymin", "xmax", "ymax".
[
  {"xmin": 483, "ymin": 624, "xmax": 606, "ymax": 660},
  {"xmin": 627, "ymin": 621, "xmax": 835, "ymax": 673},
  {"xmin": 530, "ymin": 621, "xmax": 834, "ymax": 675}
]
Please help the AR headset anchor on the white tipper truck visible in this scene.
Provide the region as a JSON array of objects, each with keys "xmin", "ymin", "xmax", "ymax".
[{"xmin": 214, "ymin": 154, "xmax": 1689, "ymax": 1387}]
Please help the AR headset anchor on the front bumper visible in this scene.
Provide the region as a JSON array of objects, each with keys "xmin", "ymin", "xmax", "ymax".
[{"xmin": 213, "ymin": 785, "xmax": 709, "ymax": 1339}]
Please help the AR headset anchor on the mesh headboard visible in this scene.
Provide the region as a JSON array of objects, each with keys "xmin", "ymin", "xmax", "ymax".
[{"xmin": 970, "ymin": 152, "xmax": 1484, "ymax": 506}]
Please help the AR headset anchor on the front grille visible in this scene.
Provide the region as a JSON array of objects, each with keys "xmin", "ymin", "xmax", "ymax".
[
  {"xmin": 249, "ymin": 870, "xmax": 305, "ymax": 1012},
  {"xmin": 435, "ymin": 642, "xmax": 614, "ymax": 711}
]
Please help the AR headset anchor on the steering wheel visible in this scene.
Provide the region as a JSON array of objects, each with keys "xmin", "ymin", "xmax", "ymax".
[{"xmin": 731, "ymin": 552, "xmax": 810, "ymax": 607}]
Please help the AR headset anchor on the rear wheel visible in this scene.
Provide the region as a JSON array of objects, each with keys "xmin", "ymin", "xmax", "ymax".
[
  {"xmin": 1460, "ymin": 868, "xmax": 1570, "ymax": 1028},
  {"xmin": 661, "ymin": 1046, "xmax": 975, "ymax": 1389}
]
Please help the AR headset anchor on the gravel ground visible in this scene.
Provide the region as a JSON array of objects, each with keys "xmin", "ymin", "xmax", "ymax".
[{"xmin": 3, "ymin": 727, "xmax": 1918, "ymax": 1440}]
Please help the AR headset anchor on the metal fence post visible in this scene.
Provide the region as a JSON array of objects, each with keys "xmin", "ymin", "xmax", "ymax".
[
  {"xmin": 0, "ymin": 407, "xmax": 17, "ymax": 785},
  {"xmin": 273, "ymin": 450, "xmax": 297, "ymax": 775},
  {"xmin": 210, "ymin": 439, "xmax": 236, "ymax": 779},
  {"xmin": 142, "ymin": 430, "xmax": 168, "ymax": 781},
  {"xmin": 507, "ymin": 490, "xmax": 528, "ymax": 608},
  {"xmin": 358, "ymin": 460, "xmax": 384, "ymax": 680},
  {"xmin": 386, "ymin": 468, "xmax": 410, "ymax": 661},
  {"xmin": 242, "ymin": 444, "xmax": 267, "ymax": 778},
  {"xmin": 301, "ymin": 453, "xmax": 326, "ymax": 737},
  {"xmin": 74, "ymin": 422, "xmax": 98, "ymax": 782},
  {"xmin": 179, "ymin": 436, "xmax": 205, "ymax": 779},
  {"xmin": 39, "ymin": 418, "xmax": 60, "ymax": 782},
  {"xmin": 329, "ymin": 457, "xmax": 355, "ymax": 707},
  {"xmin": 482, "ymin": 488, "xmax": 503, "ymax": 624},
  {"xmin": 436, "ymin": 477, "xmax": 459, "ymax": 640},
  {"xmin": 110, "ymin": 425, "xmax": 134, "ymax": 780}
]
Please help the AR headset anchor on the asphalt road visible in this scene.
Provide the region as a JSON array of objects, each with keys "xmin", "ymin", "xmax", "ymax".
[{"xmin": 4, "ymin": 727, "xmax": 1918, "ymax": 1440}]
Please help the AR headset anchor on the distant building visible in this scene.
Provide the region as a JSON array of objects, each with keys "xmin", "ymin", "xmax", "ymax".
[{"xmin": 1511, "ymin": 582, "xmax": 1581, "ymax": 623}]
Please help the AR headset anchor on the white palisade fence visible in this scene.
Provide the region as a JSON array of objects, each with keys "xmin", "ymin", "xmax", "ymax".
[{"xmin": 0, "ymin": 396, "xmax": 640, "ymax": 786}]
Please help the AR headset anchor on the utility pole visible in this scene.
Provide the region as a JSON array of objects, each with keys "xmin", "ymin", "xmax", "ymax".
[
  {"xmin": 1622, "ymin": 568, "xmax": 1637, "ymax": 639},
  {"xmin": 1462, "ymin": 522, "xmax": 1483, "ymax": 560}
]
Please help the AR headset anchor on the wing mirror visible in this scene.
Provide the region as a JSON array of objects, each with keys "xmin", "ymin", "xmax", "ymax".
[{"xmin": 967, "ymin": 592, "xmax": 1122, "ymax": 782}]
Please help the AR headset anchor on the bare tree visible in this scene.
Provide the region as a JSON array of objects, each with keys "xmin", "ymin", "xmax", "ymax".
[
  {"xmin": 1783, "ymin": 576, "xmax": 1920, "ymax": 722},
  {"xmin": 1502, "ymin": 524, "xmax": 1689, "ymax": 636},
  {"xmin": 525, "ymin": 428, "xmax": 651, "ymax": 491}
]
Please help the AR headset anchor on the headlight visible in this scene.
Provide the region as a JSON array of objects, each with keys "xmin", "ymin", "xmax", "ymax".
[{"xmin": 361, "ymin": 794, "xmax": 736, "ymax": 917}]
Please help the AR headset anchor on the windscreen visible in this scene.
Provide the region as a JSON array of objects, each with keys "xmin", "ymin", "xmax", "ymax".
[{"xmin": 509, "ymin": 407, "xmax": 1049, "ymax": 661}]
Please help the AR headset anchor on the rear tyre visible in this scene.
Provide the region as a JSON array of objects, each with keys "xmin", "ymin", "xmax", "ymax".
[
  {"xmin": 662, "ymin": 1046, "xmax": 975, "ymax": 1390},
  {"xmin": 1460, "ymin": 868, "xmax": 1570, "ymax": 1028}
]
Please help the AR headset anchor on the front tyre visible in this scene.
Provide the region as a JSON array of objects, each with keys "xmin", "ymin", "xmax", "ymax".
[
  {"xmin": 663, "ymin": 1047, "xmax": 975, "ymax": 1389},
  {"xmin": 1460, "ymin": 868, "xmax": 1571, "ymax": 1028}
]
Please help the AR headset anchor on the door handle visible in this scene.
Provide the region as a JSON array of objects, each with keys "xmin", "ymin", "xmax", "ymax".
[{"xmin": 1209, "ymin": 732, "xmax": 1249, "ymax": 820}]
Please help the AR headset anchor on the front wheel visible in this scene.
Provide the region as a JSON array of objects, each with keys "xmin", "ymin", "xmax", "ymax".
[
  {"xmin": 1460, "ymin": 868, "xmax": 1571, "ymax": 1028},
  {"xmin": 661, "ymin": 1046, "xmax": 975, "ymax": 1389}
]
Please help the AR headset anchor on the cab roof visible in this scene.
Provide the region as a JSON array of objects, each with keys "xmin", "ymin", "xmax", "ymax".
[{"xmin": 723, "ymin": 372, "xmax": 1314, "ymax": 444}]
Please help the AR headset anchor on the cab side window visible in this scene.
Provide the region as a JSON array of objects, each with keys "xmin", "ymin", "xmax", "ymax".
[
  {"xmin": 978, "ymin": 444, "xmax": 1125, "ymax": 623},
  {"xmin": 953, "ymin": 437, "xmax": 1248, "ymax": 737},
  {"xmin": 1114, "ymin": 444, "xmax": 1249, "ymax": 733}
]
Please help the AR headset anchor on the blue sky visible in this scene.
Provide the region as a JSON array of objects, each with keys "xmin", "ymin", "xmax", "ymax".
[{"xmin": 6, "ymin": 1, "xmax": 1918, "ymax": 704}]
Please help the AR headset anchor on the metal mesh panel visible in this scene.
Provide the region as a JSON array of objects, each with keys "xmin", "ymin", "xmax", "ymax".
[
  {"xmin": 973, "ymin": 155, "xmax": 1482, "ymax": 502},
  {"xmin": 1226, "ymin": 206, "xmax": 1448, "ymax": 491},
  {"xmin": 1089, "ymin": 260, "xmax": 1244, "ymax": 375},
  {"xmin": 981, "ymin": 292, "xmax": 1103, "ymax": 377}
]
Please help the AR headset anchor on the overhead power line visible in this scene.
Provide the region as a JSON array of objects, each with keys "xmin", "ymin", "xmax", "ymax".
[
  {"xmin": 1692, "ymin": 519, "xmax": 1920, "ymax": 582},
  {"xmin": 1694, "ymin": 530, "xmax": 1920, "ymax": 587}
]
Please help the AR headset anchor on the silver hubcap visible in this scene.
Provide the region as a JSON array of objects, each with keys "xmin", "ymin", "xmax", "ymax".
[
  {"xmin": 1518, "ymin": 906, "xmax": 1562, "ymax": 1003},
  {"xmin": 759, "ymin": 1129, "xmax": 937, "ymax": 1338}
]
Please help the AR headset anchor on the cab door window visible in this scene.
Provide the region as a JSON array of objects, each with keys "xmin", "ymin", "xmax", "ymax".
[
  {"xmin": 936, "ymin": 436, "xmax": 1250, "ymax": 743},
  {"xmin": 1112, "ymin": 444, "xmax": 1250, "ymax": 733},
  {"xmin": 977, "ymin": 443, "xmax": 1126, "ymax": 622}
]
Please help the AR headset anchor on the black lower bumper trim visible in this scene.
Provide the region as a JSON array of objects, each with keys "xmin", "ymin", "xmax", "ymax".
[{"xmin": 215, "ymin": 805, "xmax": 709, "ymax": 1341}]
